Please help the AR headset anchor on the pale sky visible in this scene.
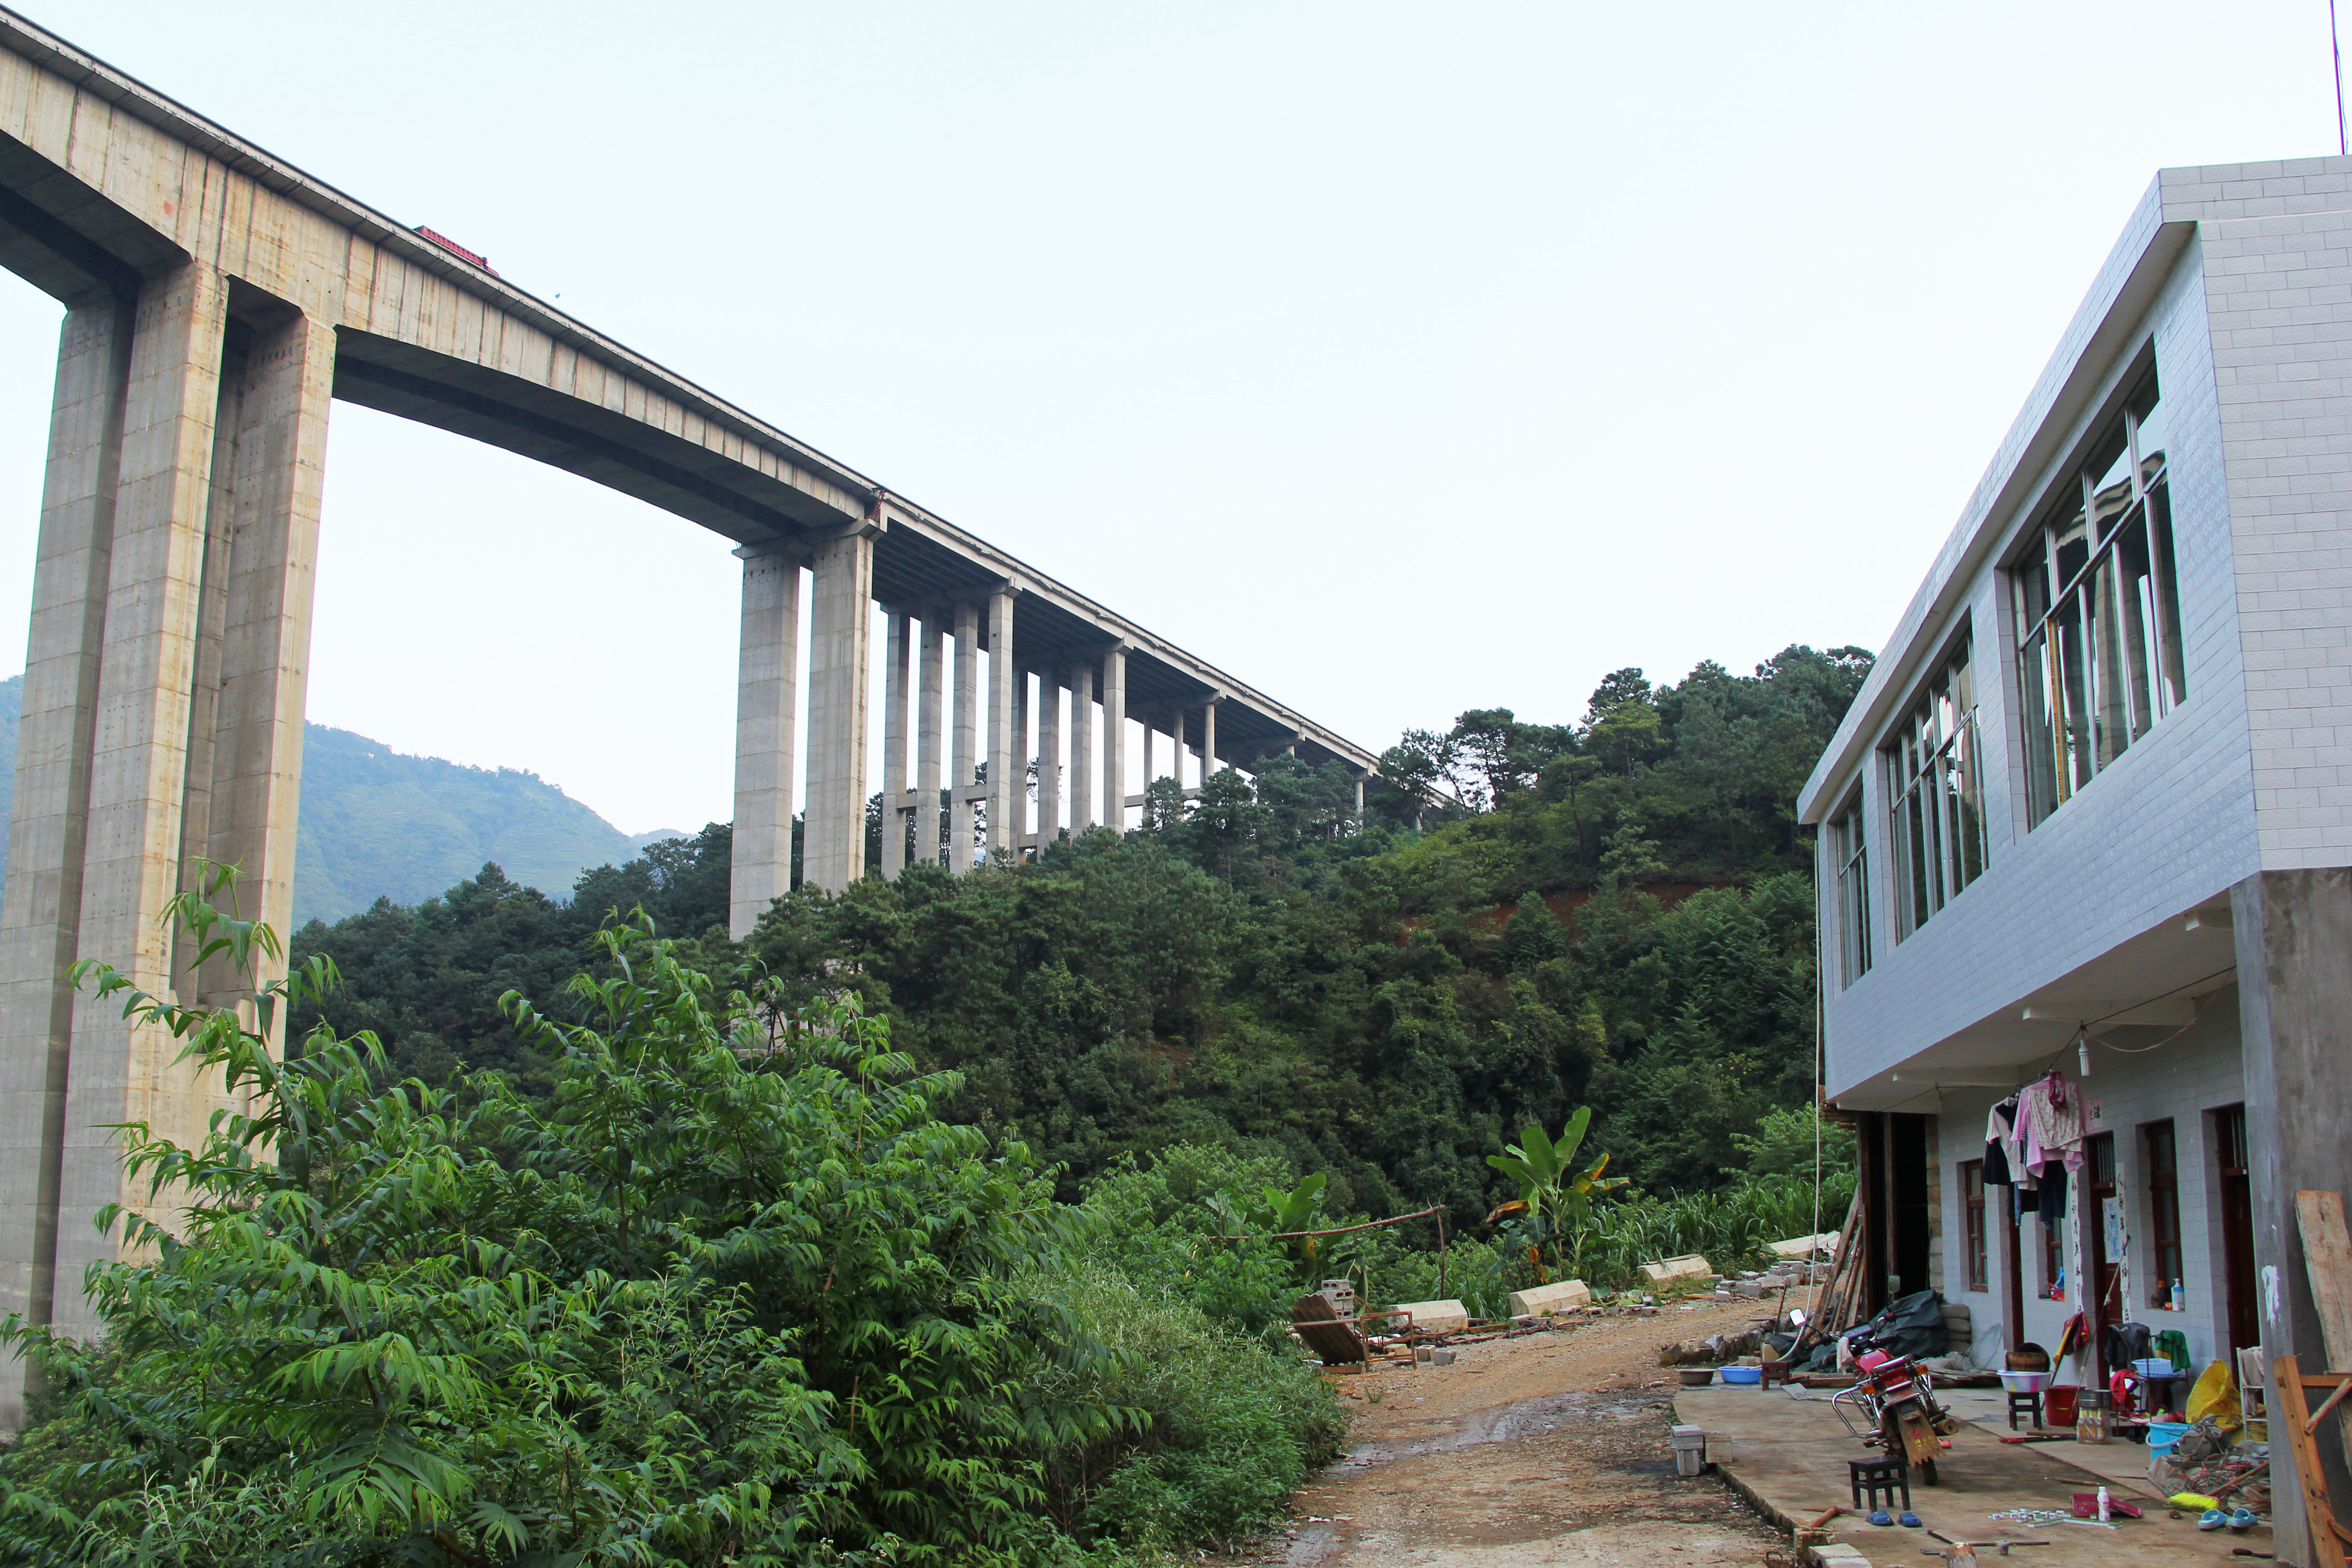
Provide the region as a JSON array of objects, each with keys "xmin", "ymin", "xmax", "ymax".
[{"xmin": 0, "ymin": 2, "xmax": 2337, "ymax": 834}]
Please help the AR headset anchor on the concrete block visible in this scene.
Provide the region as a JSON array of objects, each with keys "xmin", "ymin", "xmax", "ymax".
[
  {"xmin": 1638, "ymin": 1254, "xmax": 1713, "ymax": 1284},
  {"xmin": 1507, "ymin": 1279, "xmax": 1592, "ymax": 1317},
  {"xmin": 1389, "ymin": 1298, "xmax": 1470, "ymax": 1335}
]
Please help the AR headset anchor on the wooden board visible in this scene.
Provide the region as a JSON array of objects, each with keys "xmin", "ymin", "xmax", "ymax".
[
  {"xmin": 2298, "ymin": 1191, "xmax": 2352, "ymax": 1474},
  {"xmin": 2271, "ymin": 1360, "xmax": 2352, "ymax": 1568}
]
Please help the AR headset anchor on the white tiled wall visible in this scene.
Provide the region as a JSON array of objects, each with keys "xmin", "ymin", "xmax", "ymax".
[{"xmin": 1935, "ymin": 998, "xmax": 2244, "ymax": 1376}]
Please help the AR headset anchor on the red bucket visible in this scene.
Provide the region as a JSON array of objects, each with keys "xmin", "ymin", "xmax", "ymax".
[{"xmin": 2046, "ymin": 1385, "xmax": 2081, "ymax": 1428}]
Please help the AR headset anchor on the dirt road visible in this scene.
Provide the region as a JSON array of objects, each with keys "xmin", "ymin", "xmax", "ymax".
[{"xmin": 1225, "ymin": 1299, "xmax": 1787, "ymax": 1567}]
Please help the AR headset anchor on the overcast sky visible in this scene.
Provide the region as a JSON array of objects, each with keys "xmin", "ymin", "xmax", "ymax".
[{"xmin": 0, "ymin": 2, "xmax": 2337, "ymax": 834}]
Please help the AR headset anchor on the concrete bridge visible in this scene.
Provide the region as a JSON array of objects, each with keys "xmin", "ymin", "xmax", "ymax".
[{"xmin": 0, "ymin": 10, "xmax": 1380, "ymax": 1417}]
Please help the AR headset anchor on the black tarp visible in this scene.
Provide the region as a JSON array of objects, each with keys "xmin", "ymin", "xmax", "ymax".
[{"xmin": 1797, "ymin": 1289, "xmax": 1949, "ymax": 1372}]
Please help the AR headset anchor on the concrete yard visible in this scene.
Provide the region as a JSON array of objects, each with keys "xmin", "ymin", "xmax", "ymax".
[{"xmin": 1677, "ymin": 1381, "xmax": 2274, "ymax": 1567}]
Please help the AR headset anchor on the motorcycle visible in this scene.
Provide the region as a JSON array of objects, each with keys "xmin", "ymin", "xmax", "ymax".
[{"xmin": 1828, "ymin": 1329, "xmax": 1962, "ymax": 1484}]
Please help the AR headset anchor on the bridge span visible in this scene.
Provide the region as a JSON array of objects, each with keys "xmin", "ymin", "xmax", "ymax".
[{"xmin": 0, "ymin": 10, "xmax": 1381, "ymax": 1417}]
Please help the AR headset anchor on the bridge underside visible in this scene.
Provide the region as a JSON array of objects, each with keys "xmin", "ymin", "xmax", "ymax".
[{"xmin": 0, "ymin": 11, "xmax": 1383, "ymax": 1424}]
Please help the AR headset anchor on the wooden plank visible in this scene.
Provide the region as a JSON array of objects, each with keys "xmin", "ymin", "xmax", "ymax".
[
  {"xmin": 2298, "ymin": 1191, "xmax": 2352, "ymax": 1475},
  {"xmin": 2272, "ymin": 1358, "xmax": 2352, "ymax": 1567}
]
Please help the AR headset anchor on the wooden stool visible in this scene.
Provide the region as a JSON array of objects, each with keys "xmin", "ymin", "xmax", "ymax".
[
  {"xmin": 2006, "ymin": 1389, "xmax": 2043, "ymax": 1431},
  {"xmin": 1847, "ymin": 1457, "xmax": 1911, "ymax": 1514}
]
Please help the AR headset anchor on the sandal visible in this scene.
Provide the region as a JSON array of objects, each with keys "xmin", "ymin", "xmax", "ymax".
[
  {"xmin": 2198, "ymin": 1509, "xmax": 2227, "ymax": 1531},
  {"xmin": 1898, "ymin": 1513, "xmax": 1921, "ymax": 1528},
  {"xmin": 2228, "ymin": 1509, "xmax": 2258, "ymax": 1531},
  {"xmin": 1869, "ymin": 1509, "xmax": 1894, "ymax": 1527}
]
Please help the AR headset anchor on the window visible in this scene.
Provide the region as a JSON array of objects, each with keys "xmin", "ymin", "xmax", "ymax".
[
  {"xmin": 1887, "ymin": 638, "xmax": 1988, "ymax": 940},
  {"xmin": 2014, "ymin": 369, "xmax": 2185, "ymax": 826},
  {"xmin": 1832, "ymin": 796, "xmax": 1872, "ymax": 987},
  {"xmin": 2146, "ymin": 1120, "xmax": 2181, "ymax": 1306},
  {"xmin": 1961, "ymin": 1159, "xmax": 1988, "ymax": 1293}
]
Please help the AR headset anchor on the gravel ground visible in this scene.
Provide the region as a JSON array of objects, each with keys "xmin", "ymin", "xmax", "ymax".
[{"xmin": 1210, "ymin": 1298, "xmax": 1790, "ymax": 1567}]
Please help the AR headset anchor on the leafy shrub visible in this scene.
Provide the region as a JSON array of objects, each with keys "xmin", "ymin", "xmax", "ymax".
[
  {"xmin": 0, "ymin": 886, "xmax": 1324, "ymax": 1566},
  {"xmin": 1019, "ymin": 1260, "xmax": 1344, "ymax": 1550}
]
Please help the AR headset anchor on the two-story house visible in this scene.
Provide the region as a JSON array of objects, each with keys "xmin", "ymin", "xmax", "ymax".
[{"xmin": 1796, "ymin": 154, "xmax": 2352, "ymax": 1560}]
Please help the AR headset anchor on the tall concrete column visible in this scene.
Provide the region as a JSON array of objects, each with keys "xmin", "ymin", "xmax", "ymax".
[
  {"xmin": 915, "ymin": 615, "xmax": 943, "ymax": 869},
  {"xmin": 1170, "ymin": 707, "xmax": 1186, "ymax": 790},
  {"xmin": 1100, "ymin": 644, "xmax": 1126, "ymax": 832},
  {"xmin": 951, "ymin": 601, "xmax": 979, "ymax": 873},
  {"xmin": 802, "ymin": 528, "xmax": 874, "ymax": 892},
  {"xmin": 878, "ymin": 609, "xmax": 910, "ymax": 880},
  {"xmin": 730, "ymin": 545, "xmax": 801, "ymax": 937},
  {"xmin": 1069, "ymin": 662, "xmax": 1094, "ymax": 832},
  {"xmin": 52, "ymin": 264, "xmax": 231, "ymax": 1357},
  {"xmin": 1038, "ymin": 673, "xmax": 1062, "ymax": 844},
  {"xmin": 1141, "ymin": 720, "xmax": 1155, "ymax": 791},
  {"xmin": 0, "ymin": 295, "xmax": 137, "ymax": 1405},
  {"xmin": 986, "ymin": 589, "xmax": 1016, "ymax": 864},
  {"xmin": 2231, "ymin": 868, "xmax": 2352, "ymax": 1546},
  {"xmin": 1011, "ymin": 668, "xmax": 1030, "ymax": 856},
  {"xmin": 1200, "ymin": 697, "xmax": 1218, "ymax": 779},
  {"xmin": 199, "ymin": 313, "xmax": 334, "ymax": 993}
]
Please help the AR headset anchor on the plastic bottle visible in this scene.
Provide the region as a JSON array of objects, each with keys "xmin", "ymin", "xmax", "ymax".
[
  {"xmin": 2171, "ymin": 1278, "xmax": 2185, "ymax": 1310},
  {"xmin": 2097, "ymin": 1486, "xmax": 2111, "ymax": 1522}
]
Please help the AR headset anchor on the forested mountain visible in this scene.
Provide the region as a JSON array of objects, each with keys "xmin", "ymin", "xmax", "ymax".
[
  {"xmin": 289, "ymin": 642, "xmax": 1872, "ymax": 1225},
  {"xmin": 0, "ymin": 675, "xmax": 672, "ymax": 923}
]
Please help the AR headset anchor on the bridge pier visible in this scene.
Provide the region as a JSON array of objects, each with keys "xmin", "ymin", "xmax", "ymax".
[
  {"xmin": 986, "ymin": 588, "xmax": 1016, "ymax": 862},
  {"xmin": 1101, "ymin": 645, "xmax": 1127, "ymax": 831},
  {"xmin": 729, "ymin": 543, "xmax": 801, "ymax": 938},
  {"xmin": 0, "ymin": 265, "xmax": 332, "ymax": 1419},
  {"xmin": 801, "ymin": 528, "xmax": 874, "ymax": 892}
]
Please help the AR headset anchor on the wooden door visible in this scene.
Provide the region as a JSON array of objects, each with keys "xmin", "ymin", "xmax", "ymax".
[
  {"xmin": 2215, "ymin": 1105, "xmax": 2259, "ymax": 1357},
  {"xmin": 2085, "ymin": 1132, "xmax": 2121, "ymax": 1378}
]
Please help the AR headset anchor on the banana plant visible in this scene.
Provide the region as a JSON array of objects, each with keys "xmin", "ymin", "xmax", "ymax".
[
  {"xmin": 1485, "ymin": 1107, "xmax": 1627, "ymax": 1281},
  {"xmin": 1206, "ymin": 1171, "xmax": 1330, "ymax": 1284}
]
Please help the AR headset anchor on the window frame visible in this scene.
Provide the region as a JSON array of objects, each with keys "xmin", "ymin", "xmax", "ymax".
[
  {"xmin": 2010, "ymin": 362, "xmax": 2185, "ymax": 827},
  {"xmin": 1884, "ymin": 632, "xmax": 1988, "ymax": 942},
  {"xmin": 1960, "ymin": 1158, "xmax": 1988, "ymax": 1293},
  {"xmin": 1831, "ymin": 792, "xmax": 1872, "ymax": 988}
]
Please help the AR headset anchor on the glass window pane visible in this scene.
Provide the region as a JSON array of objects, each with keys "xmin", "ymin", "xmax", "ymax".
[
  {"xmin": 2088, "ymin": 422, "xmax": 2133, "ymax": 537},
  {"xmin": 2117, "ymin": 510, "xmax": 2159, "ymax": 741},
  {"xmin": 2148, "ymin": 481, "xmax": 2187, "ymax": 712},
  {"xmin": 2132, "ymin": 379, "xmax": 2167, "ymax": 492},
  {"xmin": 2020, "ymin": 624, "xmax": 2061, "ymax": 825},
  {"xmin": 2053, "ymin": 486, "xmax": 2092, "ymax": 591},
  {"xmin": 1955, "ymin": 714, "xmax": 1986, "ymax": 887},
  {"xmin": 2054, "ymin": 586, "xmax": 2094, "ymax": 789},
  {"xmin": 2089, "ymin": 544, "xmax": 2129, "ymax": 769}
]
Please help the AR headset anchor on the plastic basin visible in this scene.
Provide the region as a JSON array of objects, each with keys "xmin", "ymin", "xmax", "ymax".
[
  {"xmin": 1678, "ymin": 1367, "xmax": 1716, "ymax": 1387},
  {"xmin": 1999, "ymin": 1370, "xmax": 2054, "ymax": 1393},
  {"xmin": 1719, "ymin": 1365, "xmax": 1763, "ymax": 1385},
  {"xmin": 2133, "ymin": 1357, "xmax": 2177, "ymax": 1378},
  {"xmin": 2146, "ymin": 1420, "xmax": 2192, "ymax": 1455}
]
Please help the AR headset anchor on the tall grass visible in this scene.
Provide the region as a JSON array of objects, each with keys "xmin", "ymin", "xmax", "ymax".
[{"xmin": 1581, "ymin": 1173, "xmax": 1852, "ymax": 1293}]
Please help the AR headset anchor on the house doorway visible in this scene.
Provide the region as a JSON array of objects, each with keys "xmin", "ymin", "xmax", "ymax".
[
  {"xmin": 2084, "ymin": 1132, "xmax": 2121, "ymax": 1378},
  {"xmin": 2215, "ymin": 1105, "xmax": 2259, "ymax": 1357}
]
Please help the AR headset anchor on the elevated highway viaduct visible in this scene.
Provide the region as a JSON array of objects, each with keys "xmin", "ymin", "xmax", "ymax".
[{"xmin": 0, "ymin": 9, "xmax": 1382, "ymax": 1419}]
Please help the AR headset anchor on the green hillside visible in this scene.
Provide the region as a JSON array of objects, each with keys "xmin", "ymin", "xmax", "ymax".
[{"xmin": 0, "ymin": 674, "xmax": 673, "ymax": 924}]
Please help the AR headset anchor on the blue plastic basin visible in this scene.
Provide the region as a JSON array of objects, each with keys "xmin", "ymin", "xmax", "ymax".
[{"xmin": 1719, "ymin": 1365, "xmax": 1763, "ymax": 1386}]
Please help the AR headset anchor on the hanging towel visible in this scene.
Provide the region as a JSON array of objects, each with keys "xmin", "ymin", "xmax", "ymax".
[{"xmin": 2153, "ymin": 1328, "xmax": 2191, "ymax": 1374}]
